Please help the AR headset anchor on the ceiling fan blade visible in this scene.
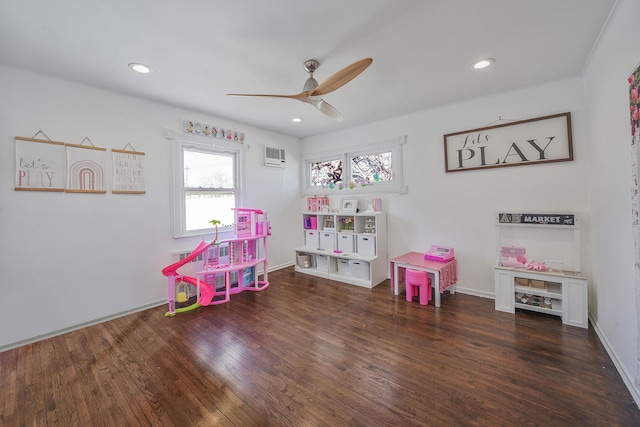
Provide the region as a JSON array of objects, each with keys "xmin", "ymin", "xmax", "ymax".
[
  {"xmin": 227, "ymin": 92, "xmax": 308, "ymax": 100},
  {"xmin": 311, "ymin": 58, "xmax": 372, "ymax": 97},
  {"xmin": 312, "ymin": 99, "xmax": 343, "ymax": 121}
]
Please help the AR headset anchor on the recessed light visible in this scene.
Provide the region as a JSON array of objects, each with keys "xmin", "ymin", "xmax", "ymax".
[
  {"xmin": 292, "ymin": 117, "xmax": 302, "ymax": 123},
  {"xmin": 473, "ymin": 58, "xmax": 495, "ymax": 69},
  {"xmin": 128, "ymin": 63, "xmax": 152, "ymax": 74}
]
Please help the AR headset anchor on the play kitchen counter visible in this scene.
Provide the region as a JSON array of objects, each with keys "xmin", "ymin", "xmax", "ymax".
[
  {"xmin": 494, "ymin": 265, "xmax": 587, "ymax": 328},
  {"xmin": 494, "ymin": 212, "xmax": 588, "ymax": 328}
]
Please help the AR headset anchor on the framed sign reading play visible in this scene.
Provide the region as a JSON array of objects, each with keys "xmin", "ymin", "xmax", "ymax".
[{"xmin": 443, "ymin": 112, "xmax": 573, "ymax": 173}]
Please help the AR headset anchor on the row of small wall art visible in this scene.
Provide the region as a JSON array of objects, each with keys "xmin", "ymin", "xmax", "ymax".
[
  {"xmin": 14, "ymin": 133, "xmax": 145, "ymax": 194},
  {"xmin": 183, "ymin": 120, "xmax": 245, "ymax": 142}
]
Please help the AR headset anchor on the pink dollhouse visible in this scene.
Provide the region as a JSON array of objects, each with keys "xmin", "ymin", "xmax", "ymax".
[
  {"xmin": 307, "ymin": 196, "xmax": 329, "ymax": 213},
  {"xmin": 161, "ymin": 208, "xmax": 271, "ymax": 316}
]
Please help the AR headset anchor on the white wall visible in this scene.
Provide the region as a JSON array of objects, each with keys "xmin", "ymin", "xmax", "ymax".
[
  {"xmin": 583, "ymin": 0, "xmax": 640, "ymax": 402},
  {"xmin": 302, "ymin": 77, "xmax": 589, "ymax": 299},
  {"xmin": 0, "ymin": 64, "xmax": 301, "ymax": 349}
]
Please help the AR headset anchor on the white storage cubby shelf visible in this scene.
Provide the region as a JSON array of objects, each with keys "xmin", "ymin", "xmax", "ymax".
[
  {"xmin": 494, "ymin": 212, "xmax": 588, "ymax": 328},
  {"xmin": 295, "ymin": 212, "xmax": 387, "ymax": 288}
]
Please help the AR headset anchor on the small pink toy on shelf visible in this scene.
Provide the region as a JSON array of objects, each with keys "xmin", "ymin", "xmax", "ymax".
[
  {"xmin": 525, "ymin": 260, "xmax": 548, "ymax": 272},
  {"xmin": 500, "ymin": 246, "xmax": 527, "ymax": 268}
]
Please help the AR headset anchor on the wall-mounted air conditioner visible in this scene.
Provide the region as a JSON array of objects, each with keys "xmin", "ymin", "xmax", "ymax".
[{"xmin": 264, "ymin": 146, "xmax": 285, "ymax": 168}]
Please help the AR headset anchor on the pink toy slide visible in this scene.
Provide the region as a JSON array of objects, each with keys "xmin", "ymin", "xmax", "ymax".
[{"xmin": 162, "ymin": 240, "xmax": 215, "ymax": 316}]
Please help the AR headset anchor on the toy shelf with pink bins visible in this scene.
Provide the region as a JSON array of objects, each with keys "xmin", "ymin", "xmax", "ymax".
[
  {"xmin": 162, "ymin": 208, "xmax": 270, "ymax": 316},
  {"xmin": 493, "ymin": 211, "xmax": 588, "ymax": 328}
]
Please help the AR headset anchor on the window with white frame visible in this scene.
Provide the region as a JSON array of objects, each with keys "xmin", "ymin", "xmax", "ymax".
[
  {"xmin": 310, "ymin": 157, "xmax": 343, "ymax": 187},
  {"xmin": 306, "ymin": 136, "xmax": 404, "ymax": 193},
  {"xmin": 349, "ymin": 149, "xmax": 393, "ymax": 184},
  {"xmin": 172, "ymin": 139, "xmax": 242, "ymax": 237}
]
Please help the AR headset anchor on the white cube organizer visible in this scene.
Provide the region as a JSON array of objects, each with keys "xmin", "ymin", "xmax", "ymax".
[
  {"xmin": 357, "ymin": 235, "xmax": 376, "ymax": 256},
  {"xmin": 337, "ymin": 233, "xmax": 355, "ymax": 253},
  {"xmin": 305, "ymin": 230, "xmax": 319, "ymax": 248},
  {"xmin": 349, "ymin": 260, "xmax": 370, "ymax": 280},
  {"xmin": 319, "ymin": 231, "xmax": 336, "ymax": 251},
  {"xmin": 337, "ymin": 259, "xmax": 350, "ymax": 275},
  {"xmin": 295, "ymin": 212, "xmax": 387, "ymax": 289}
]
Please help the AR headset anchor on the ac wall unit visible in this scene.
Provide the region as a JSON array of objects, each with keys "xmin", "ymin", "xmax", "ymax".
[{"xmin": 264, "ymin": 146, "xmax": 285, "ymax": 168}]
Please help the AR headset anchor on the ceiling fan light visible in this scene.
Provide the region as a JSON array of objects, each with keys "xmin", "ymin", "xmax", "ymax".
[{"xmin": 473, "ymin": 58, "xmax": 494, "ymax": 69}]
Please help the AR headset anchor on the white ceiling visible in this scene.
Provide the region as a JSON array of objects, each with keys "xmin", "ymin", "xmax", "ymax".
[{"xmin": 0, "ymin": 0, "xmax": 616, "ymax": 138}]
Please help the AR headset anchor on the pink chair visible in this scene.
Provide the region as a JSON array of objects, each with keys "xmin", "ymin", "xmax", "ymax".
[{"xmin": 405, "ymin": 268, "xmax": 432, "ymax": 305}]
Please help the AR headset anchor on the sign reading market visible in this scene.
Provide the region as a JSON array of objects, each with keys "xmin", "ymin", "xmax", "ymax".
[{"xmin": 498, "ymin": 212, "xmax": 576, "ymax": 227}]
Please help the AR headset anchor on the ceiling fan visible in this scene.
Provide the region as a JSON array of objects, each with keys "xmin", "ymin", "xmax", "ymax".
[{"xmin": 227, "ymin": 57, "xmax": 373, "ymax": 121}]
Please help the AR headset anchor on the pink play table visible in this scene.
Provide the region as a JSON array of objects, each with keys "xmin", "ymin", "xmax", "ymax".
[{"xmin": 390, "ymin": 252, "xmax": 458, "ymax": 307}]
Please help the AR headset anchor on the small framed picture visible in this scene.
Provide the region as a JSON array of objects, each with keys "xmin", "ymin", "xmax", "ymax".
[{"xmin": 340, "ymin": 197, "xmax": 358, "ymax": 213}]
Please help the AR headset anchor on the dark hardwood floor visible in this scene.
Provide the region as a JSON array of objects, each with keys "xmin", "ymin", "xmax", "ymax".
[{"xmin": 1, "ymin": 266, "xmax": 638, "ymax": 426}]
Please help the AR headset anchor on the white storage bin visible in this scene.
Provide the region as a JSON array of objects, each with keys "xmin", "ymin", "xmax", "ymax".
[
  {"xmin": 357, "ymin": 235, "xmax": 376, "ymax": 256},
  {"xmin": 305, "ymin": 230, "xmax": 319, "ymax": 248},
  {"xmin": 316, "ymin": 254, "xmax": 329, "ymax": 272},
  {"xmin": 337, "ymin": 259, "xmax": 350, "ymax": 275},
  {"xmin": 319, "ymin": 231, "xmax": 336, "ymax": 251},
  {"xmin": 349, "ymin": 260, "xmax": 370, "ymax": 280},
  {"xmin": 337, "ymin": 233, "xmax": 355, "ymax": 253}
]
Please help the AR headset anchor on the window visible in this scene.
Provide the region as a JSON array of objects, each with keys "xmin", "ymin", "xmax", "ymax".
[
  {"xmin": 172, "ymin": 139, "xmax": 242, "ymax": 237},
  {"xmin": 306, "ymin": 136, "xmax": 404, "ymax": 193},
  {"xmin": 350, "ymin": 150, "xmax": 393, "ymax": 184},
  {"xmin": 310, "ymin": 158, "xmax": 343, "ymax": 187}
]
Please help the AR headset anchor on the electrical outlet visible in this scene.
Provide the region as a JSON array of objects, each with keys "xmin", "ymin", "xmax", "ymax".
[{"xmin": 544, "ymin": 260, "xmax": 564, "ymax": 271}]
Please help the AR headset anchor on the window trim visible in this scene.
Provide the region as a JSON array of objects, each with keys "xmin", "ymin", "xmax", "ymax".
[
  {"xmin": 171, "ymin": 135, "xmax": 244, "ymax": 238},
  {"xmin": 303, "ymin": 135, "xmax": 406, "ymax": 195}
]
